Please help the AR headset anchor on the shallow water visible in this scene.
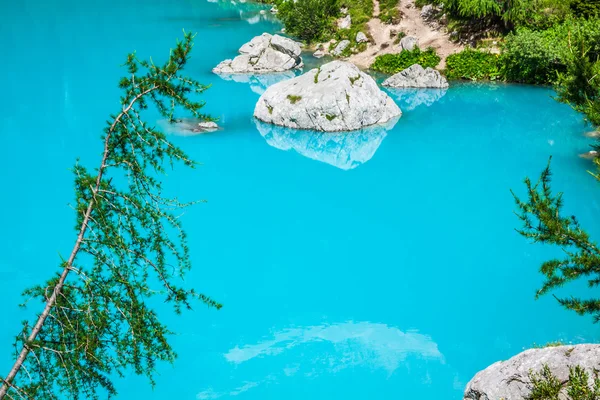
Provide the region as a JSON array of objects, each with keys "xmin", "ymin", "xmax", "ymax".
[{"xmin": 1, "ymin": 0, "xmax": 599, "ymax": 399}]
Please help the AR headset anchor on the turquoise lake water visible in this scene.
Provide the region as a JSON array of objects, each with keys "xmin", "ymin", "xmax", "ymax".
[{"xmin": 1, "ymin": 0, "xmax": 600, "ymax": 398}]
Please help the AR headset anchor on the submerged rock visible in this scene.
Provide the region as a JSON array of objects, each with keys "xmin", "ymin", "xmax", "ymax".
[
  {"xmin": 580, "ymin": 150, "xmax": 598, "ymax": 160},
  {"xmin": 254, "ymin": 61, "xmax": 401, "ymax": 132},
  {"xmin": 159, "ymin": 118, "xmax": 220, "ymax": 136},
  {"xmin": 332, "ymin": 40, "xmax": 351, "ymax": 56},
  {"xmin": 383, "ymin": 64, "xmax": 449, "ymax": 88},
  {"xmin": 255, "ymin": 120, "xmax": 394, "ymax": 170},
  {"xmin": 399, "ymin": 36, "xmax": 419, "ymax": 51},
  {"xmin": 464, "ymin": 344, "xmax": 600, "ymax": 400},
  {"xmin": 213, "ymin": 33, "xmax": 303, "ymax": 74}
]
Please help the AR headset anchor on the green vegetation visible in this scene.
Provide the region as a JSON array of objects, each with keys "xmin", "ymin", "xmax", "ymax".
[
  {"xmin": 325, "ymin": 113, "xmax": 337, "ymax": 120},
  {"xmin": 287, "ymin": 94, "xmax": 303, "ymax": 104},
  {"xmin": 529, "ymin": 365, "xmax": 600, "ymax": 399},
  {"xmin": 513, "ymin": 157, "xmax": 600, "ymax": 322},
  {"xmin": 445, "ymin": 49, "xmax": 501, "ymax": 80},
  {"xmin": 276, "ymin": 0, "xmax": 338, "ymax": 42},
  {"xmin": 379, "ymin": 0, "xmax": 401, "ymax": 24},
  {"xmin": 0, "ymin": 34, "xmax": 221, "ymax": 400},
  {"xmin": 349, "ymin": 74, "xmax": 361, "ymax": 84},
  {"xmin": 371, "ymin": 47, "xmax": 441, "ymax": 73}
]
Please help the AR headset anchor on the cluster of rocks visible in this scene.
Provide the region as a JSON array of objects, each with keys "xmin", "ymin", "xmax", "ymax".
[
  {"xmin": 213, "ymin": 33, "xmax": 303, "ymax": 74},
  {"xmin": 211, "ymin": 32, "xmax": 451, "ymax": 133}
]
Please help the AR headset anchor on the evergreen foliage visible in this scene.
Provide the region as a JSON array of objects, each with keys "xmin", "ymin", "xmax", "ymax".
[
  {"xmin": 445, "ymin": 48, "xmax": 501, "ymax": 80},
  {"xmin": 512, "ymin": 159, "xmax": 600, "ymax": 323},
  {"xmin": 370, "ymin": 47, "xmax": 441, "ymax": 73},
  {"xmin": 276, "ymin": 0, "xmax": 338, "ymax": 42},
  {"xmin": 0, "ymin": 34, "xmax": 221, "ymax": 400}
]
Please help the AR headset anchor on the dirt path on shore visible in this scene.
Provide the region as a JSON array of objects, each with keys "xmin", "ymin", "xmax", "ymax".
[{"xmin": 348, "ymin": 0, "xmax": 463, "ymax": 69}]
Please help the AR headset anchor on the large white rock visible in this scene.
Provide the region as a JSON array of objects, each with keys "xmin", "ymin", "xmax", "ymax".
[
  {"xmin": 213, "ymin": 33, "xmax": 303, "ymax": 74},
  {"xmin": 254, "ymin": 61, "xmax": 401, "ymax": 132},
  {"xmin": 464, "ymin": 344, "xmax": 600, "ymax": 400},
  {"xmin": 383, "ymin": 64, "xmax": 449, "ymax": 88}
]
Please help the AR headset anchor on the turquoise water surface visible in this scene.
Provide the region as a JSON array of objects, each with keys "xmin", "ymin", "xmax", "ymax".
[{"xmin": 1, "ymin": 0, "xmax": 599, "ymax": 399}]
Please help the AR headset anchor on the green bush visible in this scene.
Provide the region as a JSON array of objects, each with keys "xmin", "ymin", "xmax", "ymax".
[
  {"xmin": 571, "ymin": 0, "xmax": 600, "ymax": 18},
  {"xmin": 277, "ymin": 0, "xmax": 338, "ymax": 43},
  {"xmin": 370, "ymin": 47, "xmax": 441, "ymax": 73},
  {"xmin": 500, "ymin": 29, "xmax": 564, "ymax": 84},
  {"xmin": 529, "ymin": 364, "xmax": 600, "ymax": 400},
  {"xmin": 445, "ymin": 48, "xmax": 501, "ymax": 80}
]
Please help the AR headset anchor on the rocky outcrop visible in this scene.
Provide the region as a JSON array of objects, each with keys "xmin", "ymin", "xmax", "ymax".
[
  {"xmin": 213, "ymin": 33, "xmax": 302, "ymax": 74},
  {"xmin": 383, "ymin": 64, "xmax": 449, "ymax": 88},
  {"xmin": 399, "ymin": 36, "xmax": 419, "ymax": 51},
  {"xmin": 464, "ymin": 344, "xmax": 600, "ymax": 400},
  {"xmin": 254, "ymin": 61, "xmax": 401, "ymax": 132},
  {"xmin": 255, "ymin": 120, "xmax": 394, "ymax": 170},
  {"xmin": 332, "ymin": 40, "xmax": 351, "ymax": 56}
]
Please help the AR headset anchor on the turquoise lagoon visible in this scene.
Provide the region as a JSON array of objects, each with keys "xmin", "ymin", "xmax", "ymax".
[{"xmin": 1, "ymin": 0, "xmax": 599, "ymax": 399}]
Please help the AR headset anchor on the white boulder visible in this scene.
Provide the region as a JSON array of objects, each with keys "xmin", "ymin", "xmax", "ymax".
[
  {"xmin": 213, "ymin": 33, "xmax": 303, "ymax": 74},
  {"xmin": 382, "ymin": 64, "xmax": 448, "ymax": 88},
  {"xmin": 464, "ymin": 345, "xmax": 600, "ymax": 400},
  {"xmin": 356, "ymin": 31, "xmax": 369, "ymax": 43},
  {"xmin": 253, "ymin": 61, "xmax": 401, "ymax": 132},
  {"xmin": 331, "ymin": 40, "xmax": 351, "ymax": 56}
]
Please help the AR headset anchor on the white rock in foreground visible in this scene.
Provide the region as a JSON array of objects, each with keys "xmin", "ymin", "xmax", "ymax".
[
  {"xmin": 464, "ymin": 344, "xmax": 600, "ymax": 400},
  {"xmin": 213, "ymin": 33, "xmax": 302, "ymax": 74},
  {"xmin": 383, "ymin": 64, "xmax": 449, "ymax": 88},
  {"xmin": 254, "ymin": 61, "xmax": 401, "ymax": 132}
]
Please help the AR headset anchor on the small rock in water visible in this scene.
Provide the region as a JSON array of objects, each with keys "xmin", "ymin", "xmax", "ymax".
[
  {"xmin": 356, "ymin": 31, "xmax": 369, "ymax": 43},
  {"xmin": 580, "ymin": 150, "xmax": 598, "ymax": 159},
  {"xmin": 399, "ymin": 36, "xmax": 419, "ymax": 51},
  {"xmin": 270, "ymin": 5, "xmax": 278, "ymax": 13},
  {"xmin": 259, "ymin": 9, "xmax": 266, "ymax": 15},
  {"xmin": 213, "ymin": 33, "xmax": 303, "ymax": 74},
  {"xmin": 382, "ymin": 64, "xmax": 448, "ymax": 89},
  {"xmin": 584, "ymin": 130, "xmax": 600, "ymax": 138},
  {"xmin": 197, "ymin": 121, "xmax": 219, "ymax": 131},
  {"xmin": 313, "ymin": 50, "xmax": 326, "ymax": 58},
  {"xmin": 331, "ymin": 40, "xmax": 351, "ymax": 56},
  {"xmin": 464, "ymin": 345, "xmax": 600, "ymax": 400},
  {"xmin": 338, "ymin": 14, "xmax": 352, "ymax": 29}
]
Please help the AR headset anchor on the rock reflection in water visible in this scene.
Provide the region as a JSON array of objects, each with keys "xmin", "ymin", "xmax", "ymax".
[
  {"xmin": 387, "ymin": 88, "xmax": 447, "ymax": 111},
  {"xmin": 217, "ymin": 71, "xmax": 296, "ymax": 95},
  {"xmin": 255, "ymin": 118, "xmax": 399, "ymax": 170}
]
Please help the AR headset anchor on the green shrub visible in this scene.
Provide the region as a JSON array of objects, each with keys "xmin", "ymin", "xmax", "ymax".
[
  {"xmin": 571, "ymin": 0, "xmax": 600, "ymax": 18},
  {"xmin": 445, "ymin": 48, "xmax": 501, "ymax": 80},
  {"xmin": 500, "ymin": 29, "xmax": 564, "ymax": 84},
  {"xmin": 370, "ymin": 47, "xmax": 441, "ymax": 73},
  {"xmin": 529, "ymin": 364, "xmax": 600, "ymax": 400},
  {"xmin": 277, "ymin": 0, "xmax": 338, "ymax": 43}
]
